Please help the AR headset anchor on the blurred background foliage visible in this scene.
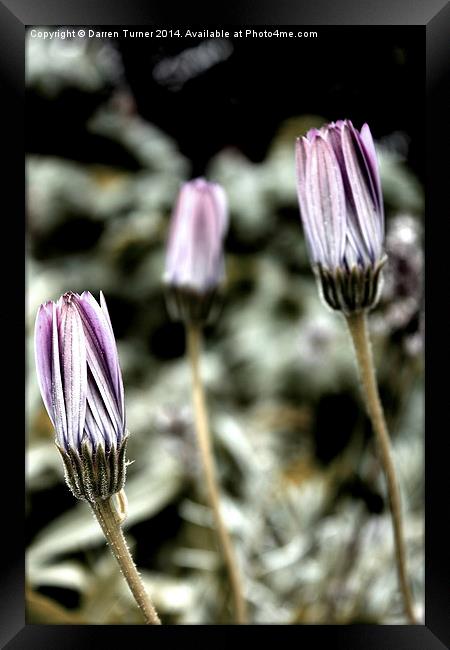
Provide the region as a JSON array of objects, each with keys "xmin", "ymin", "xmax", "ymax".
[{"xmin": 26, "ymin": 28, "xmax": 424, "ymax": 624}]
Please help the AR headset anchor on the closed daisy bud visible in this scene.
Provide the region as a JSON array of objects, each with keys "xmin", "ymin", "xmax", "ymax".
[
  {"xmin": 34, "ymin": 291, "xmax": 128, "ymax": 502},
  {"xmin": 163, "ymin": 178, "xmax": 228, "ymax": 323},
  {"xmin": 295, "ymin": 120, "xmax": 386, "ymax": 314}
]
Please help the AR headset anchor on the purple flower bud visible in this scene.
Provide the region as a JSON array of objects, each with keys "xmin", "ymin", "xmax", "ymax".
[
  {"xmin": 295, "ymin": 120, "xmax": 386, "ymax": 313},
  {"xmin": 164, "ymin": 178, "xmax": 228, "ymax": 323},
  {"xmin": 34, "ymin": 291, "xmax": 128, "ymax": 501}
]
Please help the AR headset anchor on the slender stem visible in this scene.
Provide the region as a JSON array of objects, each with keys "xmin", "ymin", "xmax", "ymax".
[
  {"xmin": 186, "ymin": 324, "xmax": 248, "ymax": 624},
  {"xmin": 346, "ymin": 311, "xmax": 416, "ymax": 624},
  {"xmin": 91, "ymin": 497, "xmax": 161, "ymax": 625}
]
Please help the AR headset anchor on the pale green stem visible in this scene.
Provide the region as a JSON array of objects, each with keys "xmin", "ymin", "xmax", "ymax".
[
  {"xmin": 91, "ymin": 497, "xmax": 161, "ymax": 625},
  {"xmin": 346, "ymin": 310, "xmax": 416, "ymax": 624},
  {"xmin": 187, "ymin": 324, "xmax": 248, "ymax": 624}
]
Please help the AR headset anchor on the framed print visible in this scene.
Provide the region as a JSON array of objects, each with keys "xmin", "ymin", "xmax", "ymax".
[{"xmin": 2, "ymin": 0, "xmax": 448, "ymax": 647}]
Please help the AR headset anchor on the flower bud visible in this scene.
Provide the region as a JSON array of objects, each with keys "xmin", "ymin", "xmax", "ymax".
[
  {"xmin": 163, "ymin": 178, "xmax": 228, "ymax": 323},
  {"xmin": 34, "ymin": 291, "xmax": 128, "ymax": 501},
  {"xmin": 295, "ymin": 120, "xmax": 386, "ymax": 314}
]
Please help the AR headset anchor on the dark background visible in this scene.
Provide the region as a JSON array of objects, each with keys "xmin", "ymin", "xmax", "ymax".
[{"xmin": 27, "ymin": 28, "xmax": 424, "ymax": 180}]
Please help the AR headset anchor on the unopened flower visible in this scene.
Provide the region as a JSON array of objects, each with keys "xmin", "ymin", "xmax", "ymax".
[
  {"xmin": 34, "ymin": 291, "xmax": 128, "ymax": 502},
  {"xmin": 164, "ymin": 178, "xmax": 228, "ymax": 323},
  {"xmin": 295, "ymin": 120, "xmax": 386, "ymax": 313}
]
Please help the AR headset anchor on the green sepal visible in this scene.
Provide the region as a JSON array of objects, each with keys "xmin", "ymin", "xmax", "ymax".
[
  {"xmin": 56, "ymin": 442, "xmax": 84, "ymax": 500},
  {"xmin": 55, "ymin": 434, "xmax": 129, "ymax": 503},
  {"xmin": 116, "ymin": 434, "xmax": 129, "ymax": 492},
  {"xmin": 317, "ymin": 257, "xmax": 386, "ymax": 315},
  {"xmin": 165, "ymin": 285, "xmax": 220, "ymax": 325}
]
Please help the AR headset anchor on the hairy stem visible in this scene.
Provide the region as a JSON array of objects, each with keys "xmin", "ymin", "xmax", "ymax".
[
  {"xmin": 187, "ymin": 324, "xmax": 248, "ymax": 624},
  {"xmin": 346, "ymin": 311, "xmax": 416, "ymax": 624},
  {"xmin": 91, "ymin": 497, "xmax": 161, "ymax": 625}
]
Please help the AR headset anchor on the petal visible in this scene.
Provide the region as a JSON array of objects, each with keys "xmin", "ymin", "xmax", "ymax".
[
  {"xmin": 59, "ymin": 295, "xmax": 87, "ymax": 449},
  {"xmin": 75, "ymin": 292, "xmax": 124, "ymax": 429},
  {"xmin": 84, "ymin": 406, "xmax": 107, "ymax": 451},
  {"xmin": 305, "ymin": 135, "xmax": 347, "ymax": 268},
  {"xmin": 341, "ymin": 125, "xmax": 383, "ymax": 261},
  {"xmin": 100, "ymin": 291, "xmax": 125, "ymax": 418},
  {"xmin": 99, "ymin": 290, "xmax": 114, "ymax": 334},
  {"xmin": 208, "ymin": 182, "xmax": 229, "ymax": 237},
  {"xmin": 34, "ymin": 301, "xmax": 55, "ymax": 424},
  {"xmin": 164, "ymin": 182, "xmax": 195, "ymax": 284},
  {"xmin": 191, "ymin": 183, "xmax": 227, "ymax": 290},
  {"xmin": 327, "ymin": 123, "xmax": 373, "ymax": 264},
  {"xmin": 51, "ymin": 302, "xmax": 68, "ymax": 448},
  {"xmin": 185, "ymin": 202, "xmax": 208, "ymax": 289},
  {"xmin": 350, "ymin": 123, "xmax": 382, "ymax": 219},
  {"xmin": 85, "ymin": 367, "xmax": 118, "ymax": 450},
  {"xmin": 343, "ymin": 221, "xmax": 373, "ymax": 268},
  {"xmin": 296, "ymin": 136, "xmax": 326, "ymax": 263},
  {"xmin": 334, "ymin": 119, "xmax": 346, "ymax": 130},
  {"xmin": 295, "ymin": 136, "xmax": 310, "ymax": 213},
  {"xmin": 164, "ymin": 179, "xmax": 227, "ymax": 292},
  {"xmin": 306, "ymin": 128, "xmax": 321, "ymax": 142},
  {"xmin": 325, "ymin": 123, "xmax": 346, "ymax": 169},
  {"xmin": 359, "ymin": 123, "xmax": 384, "ymax": 231},
  {"xmin": 342, "ymin": 233, "xmax": 361, "ymax": 268}
]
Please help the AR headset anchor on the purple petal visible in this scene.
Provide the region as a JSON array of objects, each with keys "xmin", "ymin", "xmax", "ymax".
[
  {"xmin": 349, "ymin": 123, "xmax": 382, "ymax": 220},
  {"xmin": 76, "ymin": 293, "xmax": 123, "ymax": 409},
  {"xmin": 341, "ymin": 125, "xmax": 383, "ymax": 261},
  {"xmin": 99, "ymin": 291, "xmax": 114, "ymax": 334},
  {"xmin": 51, "ymin": 302, "xmax": 68, "ymax": 448},
  {"xmin": 165, "ymin": 182, "xmax": 195, "ymax": 280},
  {"xmin": 188, "ymin": 190, "xmax": 223, "ymax": 289},
  {"xmin": 164, "ymin": 179, "xmax": 228, "ymax": 292},
  {"xmin": 325, "ymin": 123, "xmax": 346, "ymax": 169},
  {"xmin": 99, "ymin": 291, "xmax": 125, "ymax": 418},
  {"xmin": 84, "ymin": 407, "xmax": 107, "ymax": 451},
  {"xmin": 208, "ymin": 182, "xmax": 229, "ymax": 237},
  {"xmin": 305, "ymin": 128, "xmax": 321, "ymax": 142},
  {"xmin": 305, "ymin": 135, "xmax": 346, "ymax": 268},
  {"xmin": 59, "ymin": 295, "xmax": 87, "ymax": 449},
  {"xmin": 342, "ymin": 232, "xmax": 361, "ymax": 268},
  {"xmin": 334, "ymin": 119, "xmax": 347, "ymax": 130},
  {"xmin": 296, "ymin": 136, "xmax": 326, "ymax": 263},
  {"xmin": 295, "ymin": 137, "xmax": 310, "ymax": 215},
  {"xmin": 327, "ymin": 122, "xmax": 377, "ymax": 264},
  {"xmin": 85, "ymin": 369, "xmax": 116, "ymax": 449},
  {"xmin": 71, "ymin": 293, "xmax": 124, "ymax": 432},
  {"xmin": 34, "ymin": 301, "xmax": 55, "ymax": 424},
  {"xmin": 359, "ymin": 123, "xmax": 384, "ymax": 230}
]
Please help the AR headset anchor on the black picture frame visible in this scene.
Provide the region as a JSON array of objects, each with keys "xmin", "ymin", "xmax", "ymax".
[{"xmin": 5, "ymin": 0, "xmax": 449, "ymax": 646}]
